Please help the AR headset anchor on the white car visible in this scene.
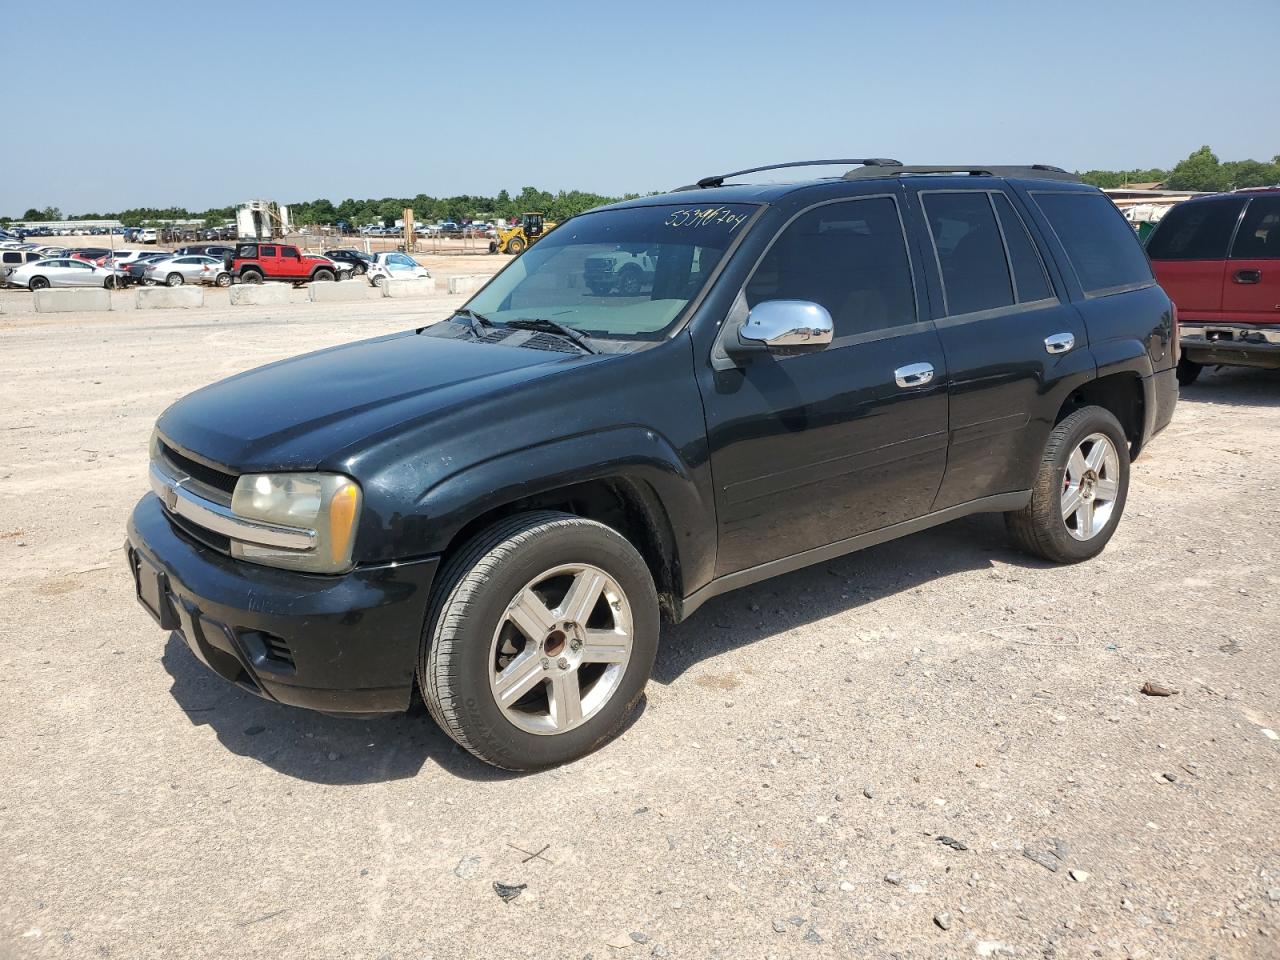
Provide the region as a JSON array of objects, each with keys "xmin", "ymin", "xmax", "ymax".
[
  {"xmin": 366, "ymin": 251, "xmax": 432, "ymax": 287},
  {"xmin": 103, "ymin": 250, "xmax": 149, "ymax": 269},
  {"xmin": 1, "ymin": 249, "xmax": 50, "ymax": 283},
  {"xmin": 138, "ymin": 228, "xmax": 158, "ymax": 244},
  {"xmin": 143, "ymin": 255, "xmax": 231, "ymax": 287},
  {"xmin": 8, "ymin": 257, "xmax": 121, "ymax": 290}
]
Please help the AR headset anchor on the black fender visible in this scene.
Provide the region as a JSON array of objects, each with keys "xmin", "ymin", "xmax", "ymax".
[{"xmin": 362, "ymin": 426, "xmax": 716, "ymax": 598}]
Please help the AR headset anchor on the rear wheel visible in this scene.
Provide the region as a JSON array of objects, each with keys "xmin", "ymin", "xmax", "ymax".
[
  {"xmin": 29, "ymin": 276, "xmax": 49, "ymax": 291},
  {"xmin": 353, "ymin": 263, "xmax": 367, "ymax": 276},
  {"xmin": 1176, "ymin": 355, "xmax": 1202, "ymax": 386},
  {"xmin": 420, "ymin": 511, "xmax": 659, "ymax": 770},
  {"xmin": 166, "ymin": 272, "xmax": 184, "ymax": 287},
  {"xmin": 240, "ymin": 270, "xmax": 263, "ymax": 285},
  {"xmin": 1005, "ymin": 406, "xmax": 1130, "ymax": 564}
]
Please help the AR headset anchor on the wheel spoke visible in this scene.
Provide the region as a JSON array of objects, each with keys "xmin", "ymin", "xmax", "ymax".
[
  {"xmin": 559, "ymin": 569, "xmax": 605, "ymax": 625},
  {"xmin": 549, "ymin": 673, "xmax": 583, "ymax": 730},
  {"xmin": 581, "ymin": 629, "xmax": 629, "ymax": 664},
  {"xmin": 493, "ymin": 651, "xmax": 546, "ymax": 705},
  {"xmin": 1061, "ymin": 484, "xmax": 1084, "ymax": 521},
  {"xmin": 1077, "ymin": 498, "xmax": 1096, "ymax": 538},
  {"xmin": 1067, "ymin": 448, "xmax": 1087, "ymax": 483},
  {"xmin": 1085, "ymin": 438, "xmax": 1110, "ymax": 473},
  {"xmin": 507, "ymin": 588, "xmax": 556, "ymax": 642},
  {"xmin": 1094, "ymin": 477, "xmax": 1119, "ymax": 502}
]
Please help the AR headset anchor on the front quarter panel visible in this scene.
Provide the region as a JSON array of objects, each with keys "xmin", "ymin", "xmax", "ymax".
[{"xmin": 335, "ymin": 338, "xmax": 718, "ymax": 592}]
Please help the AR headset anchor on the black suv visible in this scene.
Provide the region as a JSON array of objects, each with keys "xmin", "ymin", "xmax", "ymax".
[{"xmin": 126, "ymin": 159, "xmax": 1177, "ymax": 769}]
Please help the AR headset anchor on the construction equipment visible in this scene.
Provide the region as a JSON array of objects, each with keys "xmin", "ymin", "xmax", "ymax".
[
  {"xmin": 490, "ymin": 212, "xmax": 555, "ymax": 255},
  {"xmin": 235, "ymin": 200, "xmax": 291, "ymax": 241}
]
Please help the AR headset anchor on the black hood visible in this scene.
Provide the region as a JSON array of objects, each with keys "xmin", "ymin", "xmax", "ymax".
[{"xmin": 157, "ymin": 331, "xmax": 585, "ymax": 473}]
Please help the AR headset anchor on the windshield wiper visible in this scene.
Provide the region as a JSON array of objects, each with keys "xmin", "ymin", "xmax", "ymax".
[
  {"xmin": 504, "ymin": 317, "xmax": 596, "ymax": 354},
  {"xmin": 451, "ymin": 308, "xmax": 495, "ymax": 337}
]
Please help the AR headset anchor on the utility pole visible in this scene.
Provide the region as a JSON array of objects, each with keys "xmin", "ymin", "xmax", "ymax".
[{"xmin": 403, "ymin": 207, "xmax": 415, "ymax": 253}]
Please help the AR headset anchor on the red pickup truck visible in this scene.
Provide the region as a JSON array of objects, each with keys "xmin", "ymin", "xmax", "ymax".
[
  {"xmin": 230, "ymin": 242, "xmax": 340, "ymax": 285},
  {"xmin": 1147, "ymin": 188, "xmax": 1280, "ymax": 384}
]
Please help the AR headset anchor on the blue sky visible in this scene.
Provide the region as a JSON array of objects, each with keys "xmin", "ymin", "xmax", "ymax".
[{"xmin": 5, "ymin": 0, "xmax": 1278, "ymax": 214}]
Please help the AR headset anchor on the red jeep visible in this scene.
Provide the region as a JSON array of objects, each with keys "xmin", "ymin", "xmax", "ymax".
[
  {"xmin": 230, "ymin": 242, "xmax": 339, "ymax": 285},
  {"xmin": 1147, "ymin": 188, "xmax": 1280, "ymax": 384}
]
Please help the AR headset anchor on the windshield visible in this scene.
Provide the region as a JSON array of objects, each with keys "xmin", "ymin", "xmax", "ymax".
[{"xmin": 464, "ymin": 202, "xmax": 756, "ymax": 339}]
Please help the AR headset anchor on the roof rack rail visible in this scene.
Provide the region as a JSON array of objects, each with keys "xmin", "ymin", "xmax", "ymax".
[
  {"xmin": 681, "ymin": 158, "xmax": 904, "ymax": 190},
  {"xmin": 843, "ymin": 164, "xmax": 1080, "ymax": 183}
]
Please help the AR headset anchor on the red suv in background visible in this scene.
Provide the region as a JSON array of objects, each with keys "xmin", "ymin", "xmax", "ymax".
[{"xmin": 1147, "ymin": 188, "xmax": 1280, "ymax": 385}]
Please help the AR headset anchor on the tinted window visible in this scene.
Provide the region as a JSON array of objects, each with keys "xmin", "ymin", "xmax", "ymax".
[
  {"xmin": 1146, "ymin": 198, "xmax": 1245, "ymax": 261},
  {"xmin": 923, "ymin": 192, "xmax": 1014, "ymax": 316},
  {"xmin": 1231, "ymin": 197, "xmax": 1280, "ymax": 260},
  {"xmin": 261, "ymin": 245, "xmax": 277, "ymax": 257},
  {"xmin": 2, "ymin": 252, "xmax": 18, "ymax": 264},
  {"xmin": 1034, "ymin": 192, "xmax": 1153, "ymax": 294},
  {"xmin": 744, "ymin": 196, "xmax": 916, "ymax": 336},
  {"xmin": 991, "ymin": 193, "xmax": 1053, "ymax": 302}
]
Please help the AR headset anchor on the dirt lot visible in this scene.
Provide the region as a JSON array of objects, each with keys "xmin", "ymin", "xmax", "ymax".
[{"xmin": 1, "ymin": 293, "xmax": 1277, "ymax": 959}]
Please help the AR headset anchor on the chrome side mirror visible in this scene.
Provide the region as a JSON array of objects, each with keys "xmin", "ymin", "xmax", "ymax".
[{"xmin": 733, "ymin": 299, "xmax": 834, "ymax": 358}]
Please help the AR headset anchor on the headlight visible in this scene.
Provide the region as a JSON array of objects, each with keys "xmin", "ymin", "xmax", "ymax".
[{"xmin": 230, "ymin": 473, "xmax": 362, "ymax": 574}]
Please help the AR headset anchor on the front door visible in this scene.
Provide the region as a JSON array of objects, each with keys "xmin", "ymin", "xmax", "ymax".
[
  {"xmin": 696, "ymin": 191, "xmax": 950, "ymax": 576},
  {"xmin": 1223, "ymin": 194, "xmax": 1280, "ymax": 323}
]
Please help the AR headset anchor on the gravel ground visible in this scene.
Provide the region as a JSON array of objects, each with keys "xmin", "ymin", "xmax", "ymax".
[{"xmin": 1, "ymin": 298, "xmax": 1277, "ymax": 960}]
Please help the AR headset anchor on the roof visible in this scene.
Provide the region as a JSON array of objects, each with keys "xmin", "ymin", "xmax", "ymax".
[{"xmin": 601, "ymin": 160, "xmax": 1086, "ymax": 213}]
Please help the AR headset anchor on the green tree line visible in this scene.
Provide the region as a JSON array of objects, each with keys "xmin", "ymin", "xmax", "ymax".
[
  {"xmin": 1, "ymin": 187, "xmax": 635, "ymax": 228},
  {"xmin": 4, "ymin": 150, "xmax": 1276, "ymax": 227},
  {"xmin": 1078, "ymin": 146, "xmax": 1280, "ymax": 191}
]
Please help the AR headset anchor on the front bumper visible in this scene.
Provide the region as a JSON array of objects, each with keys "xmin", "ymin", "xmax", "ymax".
[
  {"xmin": 1181, "ymin": 323, "xmax": 1280, "ymax": 370},
  {"xmin": 126, "ymin": 493, "xmax": 438, "ymax": 715}
]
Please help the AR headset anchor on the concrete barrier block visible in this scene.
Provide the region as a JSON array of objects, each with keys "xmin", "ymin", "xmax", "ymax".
[
  {"xmin": 382, "ymin": 278, "xmax": 442, "ymax": 299},
  {"xmin": 447, "ymin": 275, "xmax": 487, "ymax": 295},
  {"xmin": 309, "ymin": 280, "xmax": 380, "ymax": 303},
  {"xmin": 230, "ymin": 284, "xmax": 292, "ymax": 306},
  {"xmin": 136, "ymin": 286, "xmax": 205, "ymax": 309},
  {"xmin": 34, "ymin": 288, "xmax": 113, "ymax": 313}
]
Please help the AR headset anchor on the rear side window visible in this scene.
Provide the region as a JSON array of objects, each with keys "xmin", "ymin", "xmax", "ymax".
[
  {"xmin": 1231, "ymin": 197, "xmax": 1280, "ymax": 260},
  {"xmin": 745, "ymin": 196, "xmax": 917, "ymax": 338},
  {"xmin": 991, "ymin": 193, "xmax": 1053, "ymax": 302},
  {"xmin": 1034, "ymin": 192, "xmax": 1153, "ymax": 295},
  {"xmin": 1147, "ymin": 198, "xmax": 1246, "ymax": 261},
  {"xmin": 261, "ymin": 245, "xmax": 278, "ymax": 257},
  {"xmin": 2, "ymin": 252, "xmax": 18, "ymax": 264},
  {"xmin": 923, "ymin": 191, "xmax": 1014, "ymax": 316}
]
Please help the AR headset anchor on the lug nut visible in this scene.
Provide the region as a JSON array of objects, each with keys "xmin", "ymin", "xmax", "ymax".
[
  {"xmin": 569, "ymin": 637, "xmax": 582, "ymax": 652},
  {"xmin": 557, "ymin": 656, "xmax": 570, "ymax": 670},
  {"xmin": 541, "ymin": 657, "xmax": 551, "ymax": 670}
]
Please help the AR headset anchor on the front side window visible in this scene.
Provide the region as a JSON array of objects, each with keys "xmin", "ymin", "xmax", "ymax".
[
  {"xmin": 744, "ymin": 196, "xmax": 916, "ymax": 337},
  {"xmin": 923, "ymin": 191, "xmax": 1014, "ymax": 316},
  {"xmin": 1231, "ymin": 197, "xmax": 1280, "ymax": 260},
  {"xmin": 1146, "ymin": 198, "xmax": 1246, "ymax": 261},
  {"xmin": 465, "ymin": 203, "xmax": 756, "ymax": 340},
  {"xmin": 1034, "ymin": 192, "xmax": 1154, "ymax": 295}
]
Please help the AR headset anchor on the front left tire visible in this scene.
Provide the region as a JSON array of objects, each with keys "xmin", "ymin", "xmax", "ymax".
[{"xmin": 419, "ymin": 511, "xmax": 659, "ymax": 770}]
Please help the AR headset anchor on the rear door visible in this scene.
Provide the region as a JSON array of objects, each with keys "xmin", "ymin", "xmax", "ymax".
[
  {"xmin": 1146, "ymin": 196, "xmax": 1247, "ymax": 320},
  {"xmin": 905, "ymin": 184, "xmax": 1090, "ymax": 508},
  {"xmin": 259, "ymin": 244, "xmax": 280, "ymax": 277},
  {"xmin": 1223, "ymin": 194, "xmax": 1280, "ymax": 323}
]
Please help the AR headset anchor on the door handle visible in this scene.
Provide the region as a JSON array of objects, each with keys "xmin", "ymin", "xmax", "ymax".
[
  {"xmin": 1044, "ymin": 332, "xmax": 1075, "ymax": 354},
  {"xmin": 1233, "ymin": 269, "xmax": 1262, "ymax": 285},
  {"xmin": 894, "ymin": 362, "xmax": 934, "ymax": 388}
]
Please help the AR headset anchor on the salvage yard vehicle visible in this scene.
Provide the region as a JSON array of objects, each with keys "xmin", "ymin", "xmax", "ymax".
[
  {"xmin": 143, "ymin": 255, "xmax": 231, "ymax": 287},
  {"xmin": 1, "ymin": 248, "xmax": 51, "ymax": 282},
  {"xmin": 122, "ymin": 252, "xmax": 175, "ymax": 286},
  {"xmin": 584, "ymin": 245, "xmax": 657, "ymax": 295},
  {"xmin": 323, "ymin": 249, "xmax": 374, "ymax": 275},
  {"xmin": 9, "ymin": 256, "xmax": 121, "ymax": 289},
  {"xmin": 126, "ymin": 159, "xmax": 1177, "ymax": 770},
  {"xmin": 1146, "ymin": 187, "xmax": 1280, "ymax": 385},
  {"xmin": 490, "ymin": 212, "xmax": 553, "ymax": 255},
  {"xmin": 365, "ymin": 250, "xmax": 431, "ymax": 287},
  {"xmin": 229, "ymin": 242, "xmax": 338, "ymax": 285}
]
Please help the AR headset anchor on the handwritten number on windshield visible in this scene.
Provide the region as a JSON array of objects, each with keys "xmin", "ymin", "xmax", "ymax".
[{"xmin": 664, "ymin": 207, "xmax": 749, "ymax": 232}]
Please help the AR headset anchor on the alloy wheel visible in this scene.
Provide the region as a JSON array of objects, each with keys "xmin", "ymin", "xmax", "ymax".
[
  {"xmin": 488, "ymin": 563, "xmax": 633, "ymax": 735},
  {"xmin": 1061, "ymin": 432, "xmax": 1120, "ymax": 541}
]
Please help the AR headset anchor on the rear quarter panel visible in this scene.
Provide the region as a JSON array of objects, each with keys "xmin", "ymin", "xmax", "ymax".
[{"xmin": 1152, "ymin": 259, "xmax": 1227, "ymax": 320}]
